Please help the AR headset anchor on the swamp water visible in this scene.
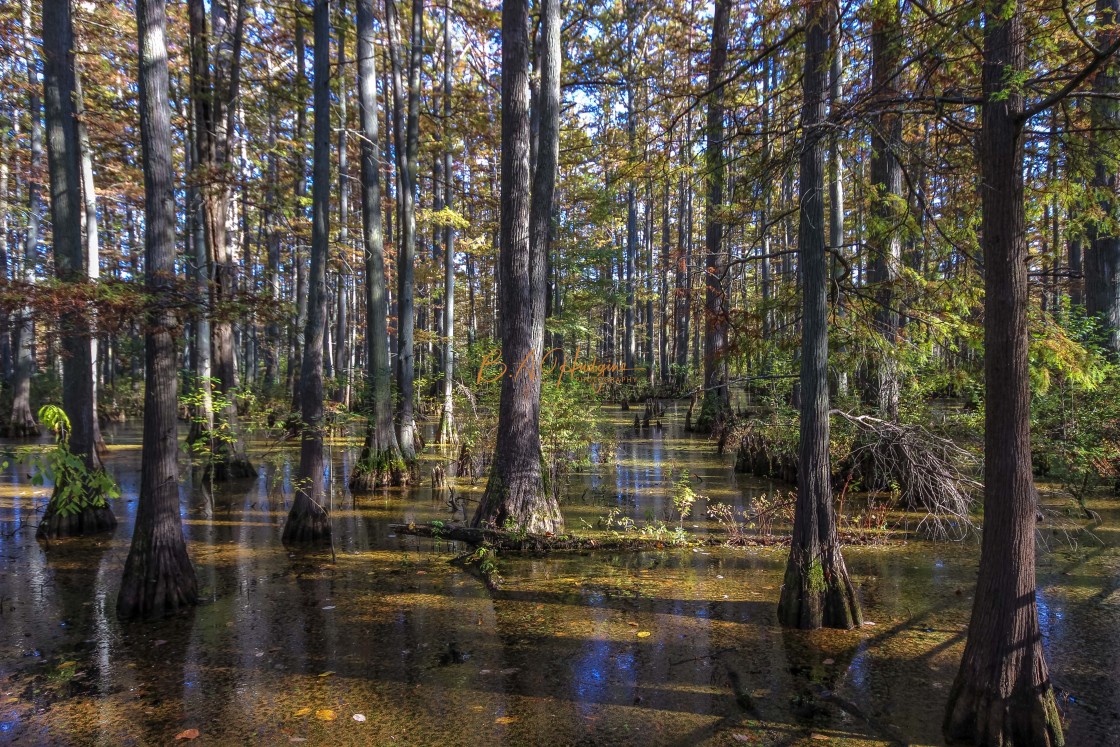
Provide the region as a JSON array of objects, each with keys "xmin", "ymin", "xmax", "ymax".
[{"xmin": 1, "ymin": 403, "xmax": 1119, "ymax": 745}]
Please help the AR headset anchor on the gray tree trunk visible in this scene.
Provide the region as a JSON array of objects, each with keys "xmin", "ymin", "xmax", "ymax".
[
  {"xmin": 188, "ymin": 0, "xmax": 255, "ymax": 479},
  {"xmin": 118, "ymin": 0, "xmax": 199, "ymax": 620},
  {"xmin": 350, "ymin": 0, "xmax": 407, "ymax": 489},
  {"xmin": 37, "ymin": 0, "xmax": 117, "ymax": 539},
  {"xmin": 11, "ymin": 0, "xmax": 41, "ymax": 437},
  {"xmin": 864, "ymin": 0, "xmax": 903, "ymax": 421},
  {"xmin": 777, "ymin": 0, "xmax": 861, "ymax": 631},
  {"xmin": 283, "ymin": 0, "xmax": 333, "ymax": 546},
  {"xmin": 471, "ymin": 0, "xmax": 562, "ymax": 534},
  {"xmin": 695, "ymin": 0, "xmax": 731, "ymax": 433},
  {"xmin": 437, "ymin": 0, "xmax": 458, "ymax": 444},
  {"xmin": 943, "ymin": 2, "xmax": 1063, "ymax": 742}
]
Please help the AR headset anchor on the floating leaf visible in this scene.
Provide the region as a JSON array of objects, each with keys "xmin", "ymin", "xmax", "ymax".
[
  {"xmin": 174, "ymin": 729, "xmax": 200, "ymax": 740},
  {"xmin": 495, "ymin": 716, "xmax": 518, "ymax": 725},
  {"xmin": 315, "ymin": 709, "xmax": 337, "ymax": 721},
  {"xmin": 318, "ymin": 671, "xmax": 334, "ymax": 678},
  {"xmin": 636, "ymin": 631, "xmax": 652, "ymax": 638},
  {"xmin": 352, "ymin": 714, "xmax": 366, "ymax": 722},
  {"xmin": 321, "ymin": 606, "xmax": 336, "ymax": 611},
  {"xmin": 293, "ymin": 707, "xmax": 312, "ymax": 717},
  {"xmin": 59, "ymin": 661, "xmax": 77, "ymax": 669},
  {"xmin": 823, "ymin": 658, "xmax": 835, "ymax": 665}
]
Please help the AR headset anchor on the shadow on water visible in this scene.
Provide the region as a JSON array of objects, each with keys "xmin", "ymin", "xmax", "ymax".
[{"xmin": 0, "ymin": 410, "xmax": 1118, "ymax": 745}]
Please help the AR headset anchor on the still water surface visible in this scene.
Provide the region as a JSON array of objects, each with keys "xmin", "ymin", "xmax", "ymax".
[{"xmin": 0, "ymin": 404, "xmax": 1118, "ymax": 745}]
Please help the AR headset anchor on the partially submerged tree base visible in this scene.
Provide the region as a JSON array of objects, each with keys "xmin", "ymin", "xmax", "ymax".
[
  {"xmin": 2, "ymin": 420, "xmax": 42, "ymax": 438},
  {"xmin": 349, "ymin": 448, "xmax": 409, "ymax": 490},
  {"xmin": 436, "ymin": 409, "xmax": 458, "ymax": 446},
  {"xmin": 944, "ymin": 673, "xmax": 1064, "ymax": 747},
  {"xmin": 282, "ymin": 501, "xmax": 331, "ymax": 546},
  {"xmin": 202, "ymin": 455, "xmax": 258, "ymax": 482},
  {"xmin": 778, "ymin": 544, "xmax": 862, "ymax": 630},
  {"xmin": 37, "ymin": 502, "xmax": 116, "ymax": 540},
  {"xmin": 472, "ymin": 474, "xmax": 563, "ymax": 535},
  {"xmin": 692, "ymin": 390, "xmax": 731, "ymax": 434},
  {"xmin": 117, "ymin": 528, "xmax": 199, "ymax": 621}
]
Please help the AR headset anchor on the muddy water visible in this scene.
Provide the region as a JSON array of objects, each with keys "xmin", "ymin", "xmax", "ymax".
[{"xmin": 0, "ymin": 403, "xmax": 1118, "ymax": 746}]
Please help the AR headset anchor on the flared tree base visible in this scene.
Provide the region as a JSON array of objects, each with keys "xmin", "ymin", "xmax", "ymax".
[
  {"xmin": 472, "ymin": 471, "xmax": 564, "ymax": 535},
  {"xmin": 117, "ymin": 530, "xmax": 199, "ymax": 621},
  {"xmin": 778, "ymin": 544, "xmax": 862, "ymax": 630},
  {"xmin": 691, "ymin": 390, "xmax": 731, "ymax": 434},
  {"xmin": 282, "ymin": 499, "xmax": 332, "ymax": 546},
  {"xmin": 436, "ymin": 409, "xmax": 459, "ymax": 446},
  {"xmin": 203, "ymin": 455, "xmax": 259, "ymax": 482},
  {"xmin": 944, "ymin": 674, "xmax": 1064, "ymax": 746},
  {"xmin": 2, "ymin": 420, "xmax": 41, "ymax": 438},
  {"xmin": 37, "ymin": 503, "xmax": 117, "ymax": 540},
  {"xmin": 349, "ymin": 449, "xmax": 408, "ymax": 491}
]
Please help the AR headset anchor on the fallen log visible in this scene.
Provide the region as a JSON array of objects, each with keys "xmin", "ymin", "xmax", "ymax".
[
  {"xmin": 390, "ymin": 522, "xmax": 900, "ymax": 552},
  {"xmin": 389, "ymin": 522, "xmax": 725, "ymax": 553}
]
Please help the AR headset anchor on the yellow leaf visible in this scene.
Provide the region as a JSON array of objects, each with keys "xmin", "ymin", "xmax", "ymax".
[
  {"xmin": 318, "ymin": 671, "xmax": 334, "ymax": 678},
  {"xmin": 315, "ymin": 709, "xmax": 337, "ymax": 721},
  {"xmin": 59, "ymin": 661, "xmax": 77, "ymax": 668},
  {"xmin": 293, "ymin": 707, "xmax": 312, "ymax": 717},
  {"xmin": 636, "ymin": 631, "xmax": 652, "ymax": 638},
  {"xmin": 495, "ymin": 716, "xmax": 518, "ymax": 725}
]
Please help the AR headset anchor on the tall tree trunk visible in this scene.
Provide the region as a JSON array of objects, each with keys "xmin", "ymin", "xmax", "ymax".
[
  {"xmin": 37, "ymin": 0, "xmax": 117, "ymax": 539},
  {"xmin": 334, "ymin": 0, "xmax": 350, "ymax": 403},
  {"xmin": 73, "ymin": 64, "xmax": 107, "ymax": 455},
  {"xmin": 437, "ymin": 0, "xmax": 458, "ymax": 444},
  {"xmin": 864, "ymin": 0, "xmax": 903, "ymax": 421},
  {"xmin": 777, "ymin": 0, "xmax": 861, "ymax": 631},
  {"xmin": 10, "ymin": 0, "xmax": 41, "ymax": 438},
  {"xmin": 759, "ymin": 54, "xmax": 773, "ymax": 355},
  {"xmin": 263, "ymin": 97, "xmax": 282, "ymax": 386},
  {"xmin": 386, "ymin": 0, "xmax": 421, "ymax": 462},
  {"xmin": 289, "ymin": 16, "xmax": 310, "ymax": 417},
  {"xmin": 188, "ymin": 0, "xmax": 255, "ymax": 479},
  {"xmin": 283, "ymin": 0, "xmax": 333, "ymax": 546},
  {"xmin": 1086, "ymin": 0, "xmax": 1120, "ymax": 357},
  {"xmin": 827, "ymin": 16, "xmax": 847, "ymax": 399},
  {"xmin": 471, "ymin": 0, "xmax": 562, "ymax": 534},
  {"xmin": 673, "ymin": 170, "xmax": 689, "ymax": 377},
  {"xmin": 187, "ymin": 105, "xmax": 214, "ymax": 443},
  {"xmin": 0, "ymin": 108, "xmax": 12, "ymax": 383},
  {"xmin": 118, "ymin": 0, "xmax": 199, "ymax": 620},
  {"xmin": 644, "ymin": 181, "xmax": 654, "ymax": 382},
  {"xmin": 350, "ymin": 0, "xmax": 407, "ymax": 489},
  {"xmin": 659, "ymin": 179, "xmax": 670, "ymax": 381},
  {"xmin": 624, "ymin": 87, "xmax": 637, "ymax": 376},
  {"xmin": 943, "ymin": 2, "xmax": 1064, "ymax": 742},
  {"xmin": 1070, "ymin": 210, "xmax": 1083, "ymax": 308},
  {"xmin": 695, "ymin": 0, "xmax": 731, "ymax": 433}
]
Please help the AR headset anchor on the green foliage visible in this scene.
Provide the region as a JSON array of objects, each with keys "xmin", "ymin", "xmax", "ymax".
[
  {"xmin": 600, "ymin": 507, "xmax": 690, "ymax": 546},
  {"xmin": 670, "ymin": 472, "xmax": 698, "ymax": 528},
  {"xmin": 1031, "ymin": 308, "xmax": 1120, "ymax": 497},
  {"xmin": 17, "ymin": 405, "xmax": 119, "ymax": 517}
]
